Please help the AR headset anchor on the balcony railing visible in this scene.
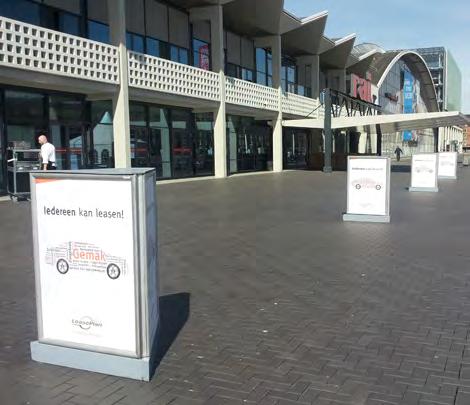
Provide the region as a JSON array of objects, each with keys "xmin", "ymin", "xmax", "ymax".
[
  {"xmin": 282, "ymin": 92, "xmax": 319, "ymax": 118},
  {"xmin": 0, "ymin": 17, "xmax": 119, "ymax": 84},
  {"xmin": 128, "ymin": 51, "xmax": 221, "ymax": 102},
  {"xmin": 225, "ymin": 77, "xmax": 279, "ymax": 111}
]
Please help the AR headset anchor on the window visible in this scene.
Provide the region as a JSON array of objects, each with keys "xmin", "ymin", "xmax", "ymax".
[
  {"xmin": 193, "ymin": 38, "xmax": 210, "ymax": 70},
  {"xmin": 126, "ymin": 32, "xmax": 145, "ymax": 53},
  {"xmin": 255, "ymin": 48, "xmax": 273, "ymax": 87},
  {"xmin": 58, "ymin": 12, "xmax": 80, "ymax": 36},
  {"xmin": 0, "ymin": 0, "xmax": 40, "ymax": 25},
  {"xmin": 130, "ymin": 104, "xmax": 146, "ymax": 127},
  {"xmin": 226, "ymin": 63, "xmax": 240, "ymax": 79},
  {"xmin": 242, "ymin": 68, "xmax": 254, "ymax": 82},
  {"xmin": 170, "ymin": 45, "xmax": 189, "ymax": 65},
  {"xmin": 49, "ymin": 95, "xmax": 83, "ymax": 123},
  {"xmin": 88, "ymin": 20, "xmax": 110, "ymax": 44}
]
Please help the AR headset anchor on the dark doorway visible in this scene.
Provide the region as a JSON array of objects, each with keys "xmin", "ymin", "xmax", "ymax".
[{"xmin": 283, "ymin": 129, "xmax": 308, "ymax": 169}]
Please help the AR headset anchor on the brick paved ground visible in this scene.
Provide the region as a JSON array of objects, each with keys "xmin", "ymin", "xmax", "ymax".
[{"xmin": 2, "ymin": 166, "xmax": 470, "ymax": 405}]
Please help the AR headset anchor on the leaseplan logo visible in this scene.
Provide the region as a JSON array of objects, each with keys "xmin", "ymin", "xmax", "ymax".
[{"xmin": 72, "ymin": 316, "xmax": 103, "ymax": 330}]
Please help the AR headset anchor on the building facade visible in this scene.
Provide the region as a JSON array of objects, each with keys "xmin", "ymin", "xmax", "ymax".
[
  {"xmin": 0, "ymin": 0, "xmax": 465, "ymax": 195},
  {"xmin": 415, "ymin": 47, "xmax": 462, "ymax": 112}
]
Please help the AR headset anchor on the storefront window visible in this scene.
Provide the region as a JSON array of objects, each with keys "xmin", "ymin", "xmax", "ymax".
[
  {"xmin": 5, "ymin": 90, "xmax": 44, "ymax": 127},
  {"xmin": 90, "ymin": 101, "xmax": 113, "ymax": 168},
  {"xmin": 149, "ymin": 106, "xmax": 171, "ymax": 178},
  {"xmin": 194, "ymin": 113, "xmax": 214, "ymax": 176},
  {"xmin": 226, "ymin": 115, "xmax": 272, "ymax": 174},
  {"xmin": 49, "ymin": 95, "xmax": 83, "ymax": 123}
]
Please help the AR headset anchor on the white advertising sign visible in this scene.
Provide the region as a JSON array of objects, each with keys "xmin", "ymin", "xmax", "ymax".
[
  {"xmin": 410, "ymin": 153, "xmax": 438, "ymax": 189},
  {"xmin": 438, "ymin": 152, "xmax": 457, "ymax": 179},
  {"xmin": 347, "ymin": 157, "xmax": 389, "ymax": 216},
  {"xmin": 145, "ymin": 174, "xmax": 159, "ymax": 352},
  {"xmin": 34, "ymin": 178, "xmax": 137, "ymax": 356}
]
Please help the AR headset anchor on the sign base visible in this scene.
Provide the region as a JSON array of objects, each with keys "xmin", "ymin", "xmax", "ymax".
[
  {"xmin": 31, "ymin": 341, "xmax": 154, "ymax": 381},
  {"xmin": 438, "ymin": 176, "xmax": 457, "ymax": 180},
  {"xmin": 343, "ymin": 213, "xmax": 390, "ymax": 223},
  {"xmin": 409, "ymin": 187, "xmax": 438, "ymax": 193}
]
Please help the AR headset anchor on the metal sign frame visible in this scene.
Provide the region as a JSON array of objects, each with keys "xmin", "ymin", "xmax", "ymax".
[{"xmin": 343, "ymin": 155, "xmax": 391, "ymax": 223}]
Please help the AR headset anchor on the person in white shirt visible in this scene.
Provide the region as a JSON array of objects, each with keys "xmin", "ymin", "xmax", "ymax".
[{"xmin": 38, "ymin": 134, "xmax": 56, "ymax": 170}]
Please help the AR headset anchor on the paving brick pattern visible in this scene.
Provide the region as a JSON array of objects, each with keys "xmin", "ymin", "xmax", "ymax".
[{"xmin": 2, "ymin": 168, "xmax": 470, "ymax": 404}]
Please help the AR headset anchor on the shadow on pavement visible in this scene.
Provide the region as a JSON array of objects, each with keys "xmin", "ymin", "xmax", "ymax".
[
  {"xmin": 150, "ymin": 292, "xmax": 190, "ymax": 378},
  {"xmin": 391, "ymin": 164, "xmax": 411, "ymax": 173}
]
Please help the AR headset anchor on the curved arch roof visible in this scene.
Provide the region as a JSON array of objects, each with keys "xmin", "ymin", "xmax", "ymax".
[
  {"xmin": 351, "ymin": 43, "xmax": 385, "ymax": 58},
  {"xmin": 369, "ymin": 51, "xmax": 439, "ymax": 113}
]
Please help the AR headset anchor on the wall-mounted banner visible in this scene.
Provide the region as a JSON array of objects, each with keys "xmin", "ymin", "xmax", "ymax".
[
  {"xmin": 438, "ymin": 152, "xmax": 458, "ymax": 179},
  {"xmin": 343, "ymin": 156, "xmax": 391, "ymax": 223},
  {"xmin": 409, "ymin": 153, "xmax": 439, "ymax": 192},
  {"xmin": 30, "ymin": 169, "xmax": 159, "ymax": 381},
  {"xmin": 403, "ymin": 70, "xmax": 414, "ymax": 142}
]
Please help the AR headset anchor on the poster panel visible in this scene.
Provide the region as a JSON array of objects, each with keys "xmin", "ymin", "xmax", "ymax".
[
  {"xmin": 34, "ymin": 177, "xmax": 137, "ymax": 356},
  {"xmin": 411, "ymin": 153, "xmax": 438, "ymax": 189},
  {"xmin": 438, "ymin": 152, "xmax": 457, "ymax": 178},
  {"xmin": 347, "ymin": 157, "xmax": 389, "ymax": 216}
]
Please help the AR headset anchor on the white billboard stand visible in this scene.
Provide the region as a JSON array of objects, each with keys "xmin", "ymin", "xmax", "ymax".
[
  {"xmin": 438, "ymin": 152, "xmax": 458, "ymax": 179},
  {"xmin": 29, "ymin": 169, "xmax": 159, "ymax": 381},
  {"xmin": 343, "ymin": 156, "xmax": 391, "ymax": 223},
  {"xmin": 409, "ymin": 153, "xmax": 439, "ymax": 192}
]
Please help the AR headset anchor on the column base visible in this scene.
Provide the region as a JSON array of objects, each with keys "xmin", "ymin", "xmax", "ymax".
[{"xmin": 31, "ymin": 341, "xmax": 153, "ymax": 381}]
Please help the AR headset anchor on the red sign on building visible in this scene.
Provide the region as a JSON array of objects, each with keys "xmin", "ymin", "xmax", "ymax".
[{"xmin": 350, "ymin": 73, "xmax": 372, "ymax": 103}]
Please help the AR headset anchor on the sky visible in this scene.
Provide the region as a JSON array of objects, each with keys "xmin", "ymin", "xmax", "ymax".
[{"xmin": 284, "ymin": 0, "xmax": 470, "ymax": 113}]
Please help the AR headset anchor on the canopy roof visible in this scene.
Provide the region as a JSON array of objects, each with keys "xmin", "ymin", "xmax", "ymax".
[
  {"xmin": 281, "ymin": 10, "xmax": 328, "ymax": 56},
  {"xmin": 320, "ymin": 34, "xmax": 356, "ymax": 69},
  {"xmin": 283, "ymin": 111, "xmax": 470, "ymax": 133}
]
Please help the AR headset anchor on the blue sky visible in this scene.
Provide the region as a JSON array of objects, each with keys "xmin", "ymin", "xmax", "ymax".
[{"xmin": 284, "ymin": 0, "xmax": 470, "ymax": 113}]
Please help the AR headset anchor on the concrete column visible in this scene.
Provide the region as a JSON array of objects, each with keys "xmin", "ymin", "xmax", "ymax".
[
  {"xmin": 271, "ymin": 35, "xmax": 283, "ymax": 173},
  {"xmin": 211, "ymin": 6, "xmax": 226, "ymax": 178},
  {"xmin": 190, "ymin": 5, "xmax": 227, "ymax": 177},
  {"xmin": 108, "ymin": 0, "xmax": 131, "ymax": 168}
]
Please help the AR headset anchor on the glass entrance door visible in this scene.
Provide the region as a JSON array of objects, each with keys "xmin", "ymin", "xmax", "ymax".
[
  {"xmin": 284, "ymin": 129, "xmax": 308, "ymax": 169},
  {"xmin": 172, "ymin": 129, "xmax": 193, "ymax": 178},
  {"xmin": 49, "ymin": 124, "xmax": 85, "ymax": 169}
]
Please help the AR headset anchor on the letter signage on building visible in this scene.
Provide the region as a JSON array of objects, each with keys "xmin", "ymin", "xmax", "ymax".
[
  {"xmin": 33, "ymin": 177, "xmax": 138, "ymax": 356},
  {"xmin": 343, "ymin": 156, "xmax": 390, "ymax": 223},
  {"xmin": 438, "ymin": 152, "xmax": 458, "ymax": 179},
  {"xmin": 350, "ymin": 73, "xmax": 372, "ymax": 102},
  {"xmin": 410, "ymin": 153, "xmax": 438, "ymax": 192}
]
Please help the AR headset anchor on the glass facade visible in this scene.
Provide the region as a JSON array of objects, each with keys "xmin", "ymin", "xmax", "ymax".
[
  {"xmin": 379, "ymin": 59, "xmax": 435, "ymax": 156},
  {"xmin": 0, "ymin": 86, "xmax": 216, "ymax": 194},
  {"xmin": 226, "ymin": 116, "xmax": 272, "ymax": 174},
  {"xmin": 129, "ymin": 102, "xmax": 214, "ymax": 179},
  {"xmin": 446, "ymin": 50, "xmax": 462, "ymax": 112}
]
